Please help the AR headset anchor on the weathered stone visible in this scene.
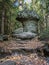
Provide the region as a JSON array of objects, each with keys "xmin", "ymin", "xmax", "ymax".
[
  {"xmin": 13, "ymin": 28, "xmax": 23, "ymax": 34},
  {"xmin": 0, "ymin": 35, "xmax": 3, "ymax": 41},
  {"xmin": 22, "ymin": 20, "xmax": 37, "ymax": 32},
  {"xmin": 16, "ymin": 9, "xmax": 39, "ymax": 33},
  {"xmin": 3, "ymin": 35, "xmax": 8, "ymax": 41},
  {"xmin": 12, "ymin": 31, "xmax": 37, "ymax": 40},
  {"xmin": 0, "ymin": 35, "xmax": 8, "ymax": 41},
  {"xmin": 14, "ymin": 8, "xmax": 39, "ymax": 39},
  {"xmin": 0, "ymin": 47, "xmax": 12, "ymax": 57},
  {"xmin": 43, "ymin": 44, "xmax": 49, "ymax": 57},
  {"xmin": 16, "ymin": 8, "xmax": 39, "ymax": 21},
  {"xmin": 36, "ymin": 43, "xmax": 49, "ymax": 57},
  {"xmin": 0, "ymin": 60, "xmax": 16, "ymax": 65}
]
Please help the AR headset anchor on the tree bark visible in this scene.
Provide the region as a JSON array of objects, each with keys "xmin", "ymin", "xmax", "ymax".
[{"xmin": 1, "ymin": 8, "xmax": 5, "ymax": 35}]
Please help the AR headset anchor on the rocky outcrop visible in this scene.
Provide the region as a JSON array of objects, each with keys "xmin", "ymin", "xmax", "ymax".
[
  {"xmin": 0, "ymin": 35, "xmax": 8, "ymax": 41},
  {"xmin": 16, "ymin": 8, "xmax": 39, "ymax": 33},
  {"xmin": 0, "ymin": 47, "xmax": 12, "ymax": 58},
  {"xmin": 12, "ymin": 28, "xmax": 23, "ymax": 34},
  {"xmin": 12, "ymin": 31, "xmax": 37, "ymax": 40},
  {"xmin": 36, "ymin": 43, "xmax": 49, "ymax": 57},
  {"xmin": 0, "ymin": 60, "xmax": 16, "ymax": 65},
  {"xmin": 16, "ymin": 8, "xmax": 39, "ymax": 21}
]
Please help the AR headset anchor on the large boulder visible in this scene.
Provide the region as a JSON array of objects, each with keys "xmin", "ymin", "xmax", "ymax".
[
  {"xmin": 16, "ymin": 8, "xmax": 39, "ymax": 21},
  {"xmin": 0, "ymin": 47, "xmax": 12, "ymax": 58},
  {"xmin": 0, "ymin": 35, "xmax": 8, "ymax": 41},
  {"xmin": 12, "ymin": 31, "xmax": 37, "ymax": 40},
  {"xmin": 13, "ymin": 28, "xmax": 23, "ymax": 34},
  {"xmin": 0, "ymin": 60, "xmax": 16, "ymax": 65},
  {"xmin": 0, "ymin": 35, "xmax": 3, "ymax": 41}
]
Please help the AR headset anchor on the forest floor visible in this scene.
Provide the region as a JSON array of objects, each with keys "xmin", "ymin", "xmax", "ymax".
[
  {"xmin": 0, "ymin": 37, "xmax": 49, "ymax": 65},
  {"xmin": 0, "ymin": 37, "xmax": 45, "ymax": 50}
]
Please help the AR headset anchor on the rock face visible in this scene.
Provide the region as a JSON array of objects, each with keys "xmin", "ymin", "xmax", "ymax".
[
  {"xmin": 12, "ymin": 31, "xmax": 37, "ymax": 40},
  {"xmin": 16, "ymin": 8, "xmax": 39, "ymax": 33},
  {"xmin": 0, "ymin": 35, "xmax": 8, "ymax": 41},
  {"xmin": 13, "ymin": 8, "xmax": 39, "ymax": 40},
  {"xmin": 13, "ymin": 28, "xmax": 23, "ymax": 34},
  {"xmin": 22, "ymin": 20, "xmax": 37, "ymax": 32},
  {"xmin": 0, "ymin": 47, "xmax": 12, "ymax": 57},
  {"xmin": 36, "ymin": 43, "xmax": 49, "ymax": 57},
  {"xmin": 43, "ymin": 44, "xmax": 49, "ymax": 57},
  {"xmin": 0, "ymin": 60, "xmax": 16, "ymax": 65},
  {"xmin": 16, "ymin": 8, "xmax": 39, "ymax": 21},
  {"xmin": 0, "ymin": 35, "xmax": 3, "ymax": 41}
]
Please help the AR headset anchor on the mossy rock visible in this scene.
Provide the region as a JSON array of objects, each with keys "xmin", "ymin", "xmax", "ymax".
[{"xmin": 0, "ymin": 35, "xmax": 8, "ymax": 41}]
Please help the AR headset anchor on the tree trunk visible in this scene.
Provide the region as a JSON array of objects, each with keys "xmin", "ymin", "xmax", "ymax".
[{"xmin": 1, "ymin": 8, "xmax": 5, "ymax": 35}]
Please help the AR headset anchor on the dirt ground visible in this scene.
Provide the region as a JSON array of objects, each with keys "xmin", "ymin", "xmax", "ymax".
[
  {"xmin": 0, "ymin": 53, "xmax": 49, "ymax": 65},
  {"xmin": 0, "ymin": 37, "xmax": 49, "ymax": 65},
  {"xmin": 0, "ymin": 37, "xmax": 44, "ymax": 50}
]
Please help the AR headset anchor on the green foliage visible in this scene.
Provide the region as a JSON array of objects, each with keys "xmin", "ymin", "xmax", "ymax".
[
  {"xmin": 39, "ymin": 28, "xmax": 49, "ymax": 40},
  {"xmin": 0, "ymin": 0, "xmax": 49, "ymax": 34},
  {"xmin": 0, "ymin": 0, "xmax": 20, "ymax": 34}
]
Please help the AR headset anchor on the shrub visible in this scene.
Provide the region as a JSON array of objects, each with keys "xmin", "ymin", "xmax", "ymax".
[{"xmin": 38, "ymin": 28, "xmax": 49, "ymax": 40}]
